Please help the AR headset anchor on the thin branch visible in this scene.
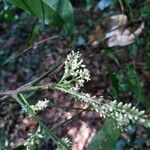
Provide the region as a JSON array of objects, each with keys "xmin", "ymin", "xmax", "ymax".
[
  {"xmin": 87, "ymin": 19, "xmax": 142, "ymax": 46},
  {"xmin": 52, "ymin": 107, "xmax": 89, "ymax": 131},
  {"xmin": 125, "ymin": 0, "xmax": 134, "ymax": 19},
  {"xmin": 15, "ymin": 35, "xmax": 60, "ymax": 59},
  {"xmin": 49, "ymin": 102, "xmax": 90, "ymax": 111},
  {"xmin": 0, "ymin": 83, "xmax": 54, "ymax": 96},
  {"xmin": 12, "ymin": 94, "xmax": 70, "ymax": 149},
  {"xmin": 2, "ymin": 36, "xmax": 60, "ymax": 67},
  {"xmin": 0, "ymin": 62, "xmax": 63, "ymax": 102},
  {"xmin": 118, "ymin": 0, "xmax": 124, "ymax": 13}
]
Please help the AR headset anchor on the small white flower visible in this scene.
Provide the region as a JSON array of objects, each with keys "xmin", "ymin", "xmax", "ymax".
[
  {"xmin": 24, "ymin": 126, "xmax": 43, "ymax": 150},
  {"xmin": 31, "ymin": 99, "xmax": 49, "ymax": 113},
  {"xmin": 56, "ymin": 51, "xmax": 149, "ymax": 130},
  {"xmin": 59, "ymin": 51, "xmax": 91, "ymax": 91}
]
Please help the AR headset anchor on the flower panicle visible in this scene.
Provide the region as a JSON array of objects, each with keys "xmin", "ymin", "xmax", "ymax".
[
  {"xmin": 56, "ymin": 51, "xmax": 150, "ymax": 130},
  {"xmin": 30, "ymin": 99, "xmax": 49, "ymax": 114},
  {"xmin": 101, "ymin": 100, "xmax": 148, "ymax": 128},
  {"xmin": 24, "ymin": 126, "xmax": 43, "ymax": 150},
  {"xmin": 76, "ymin": 93, "xmax": 149, "ymax": 129},
  {"xmin": 59, "ymin": 51, "xmax": 90, "ymax": 91}
]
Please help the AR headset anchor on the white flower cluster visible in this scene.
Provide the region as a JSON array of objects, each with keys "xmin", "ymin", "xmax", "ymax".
[
  {"xmin": 31, "ymin": 99, "xmax": 49, "ymax": 113},
  {"xmin": 77, "ymin": 93, "xmax": 149, "ymax": 129},
  {"xmin": 56, "ymin": 51, "xmax": 150, "ymax": 130},
  {"xmin": 24, "ymin": 126, "xmax": 43, "ymax": 150},
  {"xmin": 98, "ymin": 100, "xmax": 148, "ymax": 128},
  {"xmin": 59, "ymin": 51, "xmax": 90, "ymax": 91},
  {"xmin": 65, "ymin": 90, "xmax": 149, "ymax": 129}
]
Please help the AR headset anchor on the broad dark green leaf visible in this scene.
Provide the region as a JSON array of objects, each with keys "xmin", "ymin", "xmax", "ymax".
[
  {"xmin": 88, "ymin": 119, "xmax": 121, "ymax": 150},
  {"xmin": 102, "ymin": 50, "xmax": 119, "ymax": 65},
  {"xmin": 7, "ymin": 0, "xmax": 74, "ymax": 32},
  {"xmin": 42, "ymin": 0, "xmax": 74, "ymax": 32}
]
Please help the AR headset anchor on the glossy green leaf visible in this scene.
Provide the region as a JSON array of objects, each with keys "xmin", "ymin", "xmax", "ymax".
[
  {"xmin": 88, "ymin": 119, "xmax": 121, "ymax": 150},
  {"xmin": 7, "ymin": 0, "xmax": 74, "ymax": 32}
]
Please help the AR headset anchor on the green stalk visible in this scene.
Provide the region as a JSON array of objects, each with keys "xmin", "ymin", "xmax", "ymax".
[{"xmin": 12, "ymin": 94, "xmax": 71, "ymax": 150}]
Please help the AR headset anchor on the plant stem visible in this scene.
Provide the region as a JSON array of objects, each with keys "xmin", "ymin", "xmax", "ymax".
[
  {"xmin": 49, "ymin": 102, "xmax": 89, "ymax": 111},
  {"xmin": 119, "ymin": 0, "xmax": 124, "ymax": 13},
  {"xmin": 12, "ymin": 94, "xmax": 71, "ymax": 150},
  {"xmin": 0, "ymin": 83, "xmax": 54, "ymax": 96},
  {"xmin": 52, "ymin": 108, "xmax": 87, "ymax": 131},
  {"xmin": 0, "ymin": 62, "xmax": 62, "ymax": 101}
]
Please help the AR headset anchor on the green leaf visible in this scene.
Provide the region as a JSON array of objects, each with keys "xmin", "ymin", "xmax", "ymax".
[
  {"xmin": 108, "ymin": 70, "xmax": 121, "ymax": 98},
  {"xmin": 141, "ymin": 3, "xmax": 150, "ymax": 20},
  {"xmin": 102, "ymin": 50, "xmax": 119, "ymax": 65},
  {"xmin": 88, "ymin": 119, "xmax": 121, "ymax": 150},
  {"xmin": 125, "ymin": 65, "xmax": 150, "ymax": 106},
  {"xmin": 1, "ymin": 52, "xmax": 17, "ymax": 67},
  {"xmin": 7, "ymin": 0, "xmax": 74, "ymax": 32},
  {"xmin": 43, "ymin": 0, "xmax": 74, "ymax": 32},
  {"xmin": 0, "ymin": 5, "xmax": 14, "ymax": 22}
]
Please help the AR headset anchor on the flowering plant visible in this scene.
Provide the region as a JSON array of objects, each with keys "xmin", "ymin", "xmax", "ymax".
[
  {"xmin": 56, "ymin": 51, "xmax": 150, "ymax": 129},
  {"xmin": 3, "ymin": 51, "xmax": 149, "ymax": 150}
]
